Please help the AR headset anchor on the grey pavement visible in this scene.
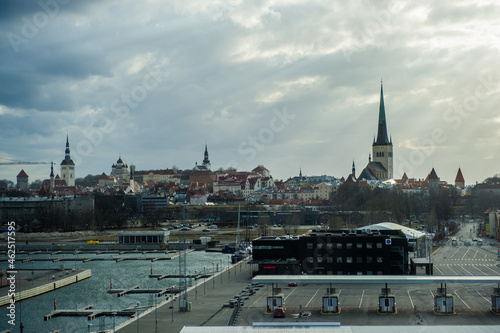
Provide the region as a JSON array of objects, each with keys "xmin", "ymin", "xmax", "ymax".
[
  {"xmin": 117, "ymin": 258, "xmax": 255, "ymax": 333},
  {"xmin": 116, "ymin": 223, "xmax": 500, "ymax": 332}
]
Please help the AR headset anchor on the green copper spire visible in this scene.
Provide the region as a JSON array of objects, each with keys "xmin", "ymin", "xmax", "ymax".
[{"xmin": 375, "ymin": 81, "xmax": 390, "ymax": 145}]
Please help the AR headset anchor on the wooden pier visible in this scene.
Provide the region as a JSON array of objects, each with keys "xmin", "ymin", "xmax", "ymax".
[
  {"xmin": 2, "ymin": 249, "xmax": 195, "ymax": 263},
  {"xmin": 44, "ymin": 304, "xmax": 137, "ymax": 321},
  {"xmin": 205, "ymin": 248, "xmax": 223, "ymax": 252},
  {"xmin": 1, "ymin": 249, "xmax": 177, "ymax": 256},
  {"xmin": 148, "ymin": 273, "xmax": 211, "ymax": 280},
  {"xmin": 7, "ymin": 254, "xmax": 194, "ymax": 264},
  {"xmin": 164, "ymin": 249, "xmax": 195, "ymax": 260},
  {"xmin": 108, "ymin": 285, "xmax": 183, "ymax": 297}
]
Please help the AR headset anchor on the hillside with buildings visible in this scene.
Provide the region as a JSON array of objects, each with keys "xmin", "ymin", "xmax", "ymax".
[{"xmin": 1, "ymin": 85, "xmax": 499, "ymax": 241}]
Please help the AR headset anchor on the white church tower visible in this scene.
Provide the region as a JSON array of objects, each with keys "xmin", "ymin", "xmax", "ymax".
[{"xmin": 60, "ymin": 135, "xmax": 75, "ymax": 186}]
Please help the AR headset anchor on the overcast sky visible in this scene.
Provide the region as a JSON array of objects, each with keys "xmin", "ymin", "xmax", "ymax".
[{"xmin": 0, "ymin": 0, "xmax": 499, "ymax": 185}]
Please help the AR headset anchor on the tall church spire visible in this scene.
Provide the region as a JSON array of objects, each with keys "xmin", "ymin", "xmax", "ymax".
[
  {"xmin": 202, "ymin": 143, "xmax": 210, "ymax": 169},
  {"xmin": 375, "ymin": 81, "xmax": 390, "ymax": 145},
  {"xmin": 61, "ymin": 135, "xmax": 75, "ymax": 166},
  {"xmin": 370, "ymin": 81, "xmax": 394, "ymax": 180},
  {"xmin": 65, "ymin": 134, "xmax": 71, "ymax": 157},
  {"xmin": 49, "ymin": 162, "xmax": 55, "ymax": 194},
  {"xmin": 60, "ymin": 134, "xmax": 75, "ymax": 186}
]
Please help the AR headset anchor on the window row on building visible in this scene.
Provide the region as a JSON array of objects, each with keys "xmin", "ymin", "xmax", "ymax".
[
  {"xmin": 306, "ymin": 242, "xmax": 384, "ymax": 250},
  {"xmin": 252, "ymin": 229, "xmax": 409, "ymax": 276},
  {"xmin": 117, "ymin": 231, "xmax": 170, "ymax": 244}
]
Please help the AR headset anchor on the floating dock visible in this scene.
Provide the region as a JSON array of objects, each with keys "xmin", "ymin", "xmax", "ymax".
[
  {"xmin": 148, "ymin": 273, "xmax": 211, "ymax": 280},
  {"xmin": 2, "ymin": 250, "xmax": 195, "ymax": 263},
  {"xmin": 107, "ymin": 284, "xmax": 183, "ymax": 297},
  {"xmin": 205, "ymin": 248, "xmax": 223, "ymax": 252},
  {"xmin": 44, "ymin": 304, "xmax": 137, "ymax": 321},
  {"xmin": 0, "ymin": 249, "xmax": 177, "ymax": 256}
]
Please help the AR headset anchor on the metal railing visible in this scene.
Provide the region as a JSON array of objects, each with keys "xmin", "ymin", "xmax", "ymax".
[{"xmin": 228, "ymin": 300, "xmax": 241, "ymax": 326}]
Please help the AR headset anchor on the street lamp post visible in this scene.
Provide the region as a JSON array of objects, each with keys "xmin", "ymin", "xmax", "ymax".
[
  {"xmin": 228, "ymin": 256, "xmax": 231, "ymax": 279},
  {"xmin": 212, "ymin": 262, "xmax": 215, "ymax": 288},
  {"xmin": 169, "ymin": 298, "xmax": 176, "ymax": 322},
  {"xmin": 154, "ymin": 294, "xmax": 158, "ymax": 333},
  {"xmin": 18, "ymin": 273, "xmax": 24, "ymax": 333},
  {"xmin": 220, "ymin": 259, "xmax": 222, "ymax": 284},
  {"xmin": 112, "ymin": 312, "xmax": 117, "ymax": 333},
  {"xmin": 136, "ymin": 302, "xmax": 140, "ymax": 333},
  {"xmin": 203, "ymin": 267, "xmax": 206, "ymax": 295},
  {"xmin": 426, "ymin": 233, "xmax": 434, "ymax": 274}
]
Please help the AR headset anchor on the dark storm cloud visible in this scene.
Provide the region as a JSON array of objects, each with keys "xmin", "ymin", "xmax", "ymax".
[
  {"xmin": 0, "ymin": 1, "xmax": 54, "ymax": 20},
  {"xmin": 0, "ymin": 0, "xmax": 105, "ymax": 21},
  {"xmin": 0, "ymin": 0, "xmax": 499, "ymax": 184},
  {"xmin": 0, "ymin": 0, "xmax": 113, "ymax": 111}
]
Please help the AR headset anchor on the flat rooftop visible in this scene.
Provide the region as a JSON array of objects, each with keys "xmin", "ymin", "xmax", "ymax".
[{"xmin": 252, "ymin": 275, "xmax": 500, "ymax": 284}]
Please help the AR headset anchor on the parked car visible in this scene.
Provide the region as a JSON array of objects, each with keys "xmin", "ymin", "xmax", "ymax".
[{"xmin": 273, "ymin": 306, "xmax": 285, "ymax": 318}]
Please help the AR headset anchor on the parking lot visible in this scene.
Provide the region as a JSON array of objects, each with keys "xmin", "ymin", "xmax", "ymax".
[
  {"xmin": 234, "ymin": 222, "xmax": 500, "ymax": 327},
  {"xmin": 234, "ymin": 279, "xmax": 500, "ymax": 326}
]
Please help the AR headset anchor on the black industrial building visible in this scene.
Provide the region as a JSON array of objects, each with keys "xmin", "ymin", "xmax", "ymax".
[{"xmin": 252, "ymin": 229, "xmax": 409, "ymax": 275}]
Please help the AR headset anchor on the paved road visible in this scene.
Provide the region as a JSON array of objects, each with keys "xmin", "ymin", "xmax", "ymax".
[
  {"xmin": 117, "ymin": 257, "xmax": 255, "ymax": 333},
  {"xmin": 432, "ymin": 221, "xmax": 500, "ymax": 276}
]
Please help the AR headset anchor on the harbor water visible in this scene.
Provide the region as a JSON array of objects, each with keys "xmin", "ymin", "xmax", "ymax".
[{"xmin": 0, "ymin": 250, "xmax": 231, "ymax": 333}]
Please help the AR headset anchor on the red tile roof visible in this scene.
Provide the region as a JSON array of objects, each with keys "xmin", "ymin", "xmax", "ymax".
[
  {"xmin": 455, "ymin": 168, "xmax": 465, "ymax": 183},
  {"xmin": 39, "ymin": 186, "xmax": 48, "ymax": 196},
  {"xmin": 428, "ymin": 168, "xmax": 439, "ymax": 180},
  {"xmin": 401, "ymin": 172, "xmax": 408, "ymax": 182},
  {"xmin": 252, "ymin": 165, "xmax": 268, "ymax": 172}
]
